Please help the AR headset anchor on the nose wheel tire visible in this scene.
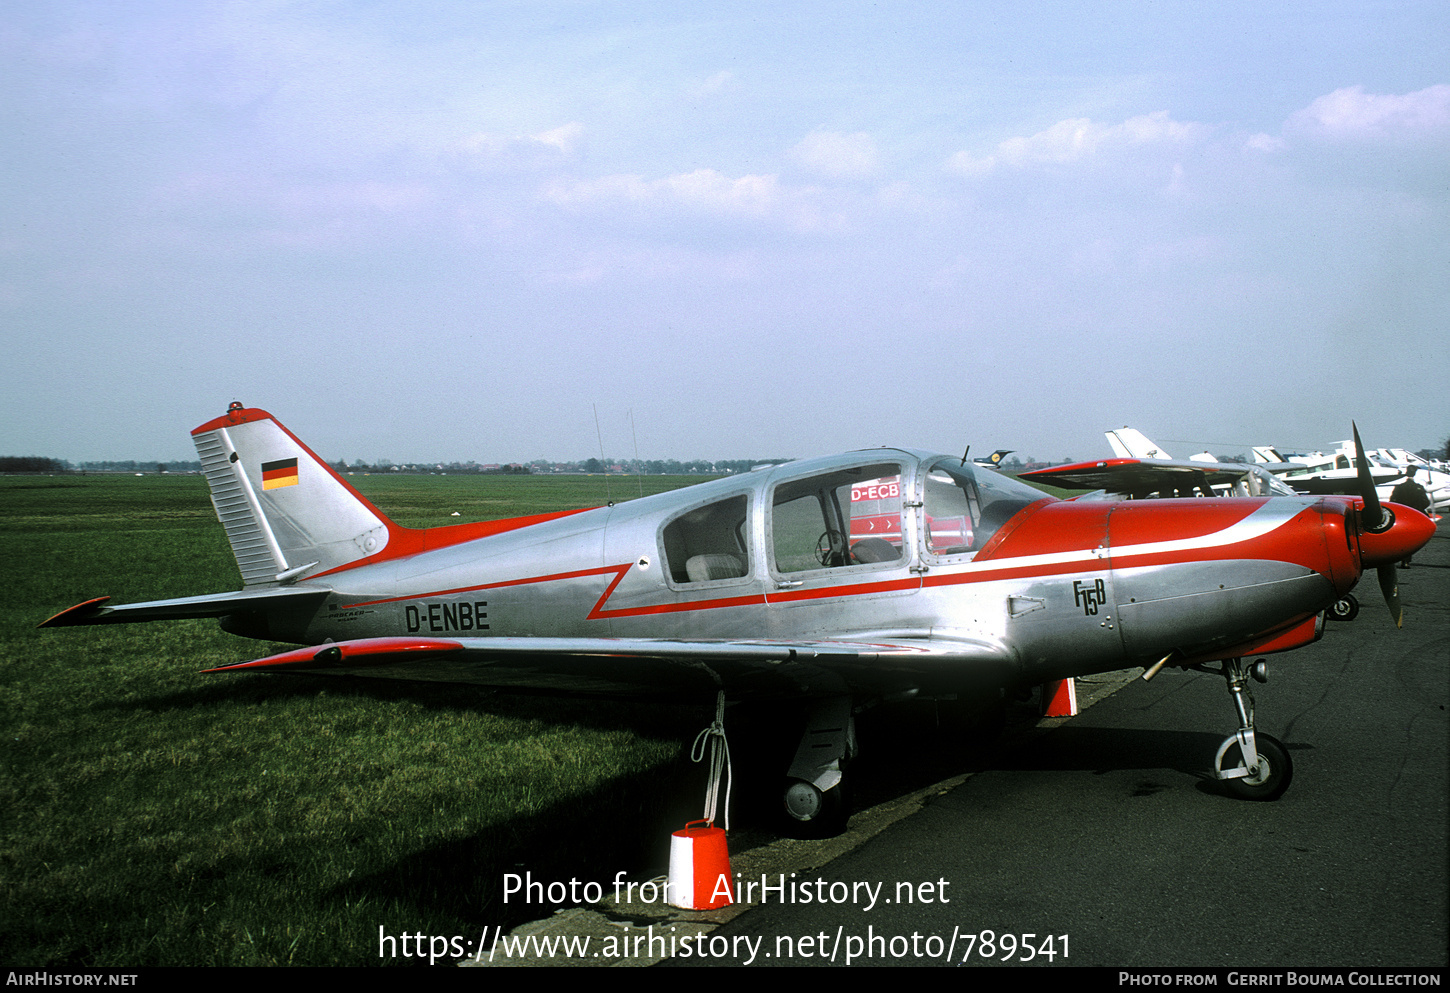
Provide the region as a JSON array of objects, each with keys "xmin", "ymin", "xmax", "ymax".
[
  {"xmin": 1327, "ymin": 594, "xmax": 1359, "ymax": 622},
  {"xmin": 1219, "ymin": 733, "xmax": 1293, "ymax": 801}
]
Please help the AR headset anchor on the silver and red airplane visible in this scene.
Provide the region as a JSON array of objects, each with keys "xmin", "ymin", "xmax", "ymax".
[{"xmin": 42, "ymin": 404, "xmax": 1435, "ymax": 827}]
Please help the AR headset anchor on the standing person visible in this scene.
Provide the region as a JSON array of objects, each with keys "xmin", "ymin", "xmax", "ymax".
[{"xmin": 1390, "ymin": 466, "xmax": 1432, "ymax": 567}]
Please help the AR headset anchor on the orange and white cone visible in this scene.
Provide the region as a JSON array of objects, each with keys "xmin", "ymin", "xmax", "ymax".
[
  {"xmin": 667, "ymin": 820, "xmax": 733, "ymax": 910},
  {"xmin": 1041, "ymin": 678, "xmax": 1078, "ymax": 717}
]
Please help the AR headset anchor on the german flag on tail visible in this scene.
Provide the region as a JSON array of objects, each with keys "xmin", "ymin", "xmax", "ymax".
[{"xmin": 261, "ymin": 457, "xmax": 299, "ymax": 490}]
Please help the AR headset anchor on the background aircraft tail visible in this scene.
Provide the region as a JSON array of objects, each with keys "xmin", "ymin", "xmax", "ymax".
[
  {"xmin": 191, "ymin": 403, "xmax": 394, "ymax": 586},
  {"xmin": 1105, "ymin": 428, "xmax": 1171, "ymax": 460}
]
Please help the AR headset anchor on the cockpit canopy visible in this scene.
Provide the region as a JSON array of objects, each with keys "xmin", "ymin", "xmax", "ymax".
[
  {"xmin": 658, "ymin": 452, "xmax": 1049, "ymax": 586},
  {"xmin": 919, "ymin": 458, "xmax": 1044, "ymax": 558}
]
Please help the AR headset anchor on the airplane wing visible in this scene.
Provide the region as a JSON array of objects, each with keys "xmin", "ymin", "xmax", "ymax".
[
  {"xmin": 39, "ymin": 586, "xmax": 330, "ymax": 627},
  {"xmin": 1283, "ymin": 471, "xmax": 1407, "ymax": 495},
  {"xmin": 200, "ymin": 634, "xmax": 1017, "ymax": 700},
  {"xmin": 1020, "ymin": 458, "xmax": 1250, "ymax": 497}
]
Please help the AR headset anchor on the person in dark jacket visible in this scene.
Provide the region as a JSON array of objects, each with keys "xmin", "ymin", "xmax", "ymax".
[{"xmin": 1389, "ymin": 466, "xmax": 1432, "ymax": 567}]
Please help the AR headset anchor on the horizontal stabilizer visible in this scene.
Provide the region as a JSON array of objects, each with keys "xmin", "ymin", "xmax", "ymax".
[{"xmin": 40, "ymin": 586, "xmax": 329, "ymax": 628}]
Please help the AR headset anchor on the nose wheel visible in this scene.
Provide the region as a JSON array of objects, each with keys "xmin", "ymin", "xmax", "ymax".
[
  {"xmin": 1216, "ymin": 731, "xmax": 1292, "ymax": 800},
  {"xmin": 1205, "ymin": 657, "xmax": 1294, "ymax": 801}
]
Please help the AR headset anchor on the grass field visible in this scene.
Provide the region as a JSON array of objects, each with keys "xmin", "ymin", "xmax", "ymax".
[{"xmin": 0, "ymin": 473, "xmax": 721, "ymax": 966}]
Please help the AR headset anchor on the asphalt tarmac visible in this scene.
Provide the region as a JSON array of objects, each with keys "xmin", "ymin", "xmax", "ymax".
[
  {"xmin": 700, "ymin": 524, "xmax": 1449, "ymax": 968},
  {"xmin": 475, "ymin": 524, "xmax": 1447, "ymax": 969}
]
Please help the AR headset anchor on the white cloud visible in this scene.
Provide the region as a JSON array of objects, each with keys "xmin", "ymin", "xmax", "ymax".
[
  {"xmin": 532, "ymin": 123, "xmax": 585, "ymax": 155},
  {"xmin": 948, "ymin": 110, "xmax": 1205, "ymax": 176},
  {"xmin": 788, "ymin": 131, "xmax": 879, "ymax": 178},
  {"xmin": 1245, "ymin": 133, "xmax": 1288, "ymax": 153},
  {"xmin": 459, "ymin": 123, "xmax": 584, "ymax": 162},
  {"xmin": 1288, "ymin": 84, "xmax": 1450, "ymax": 140},
  {"xmin": 1000, "ymin": 111, "xmax": 1201, "ymax": 165}
]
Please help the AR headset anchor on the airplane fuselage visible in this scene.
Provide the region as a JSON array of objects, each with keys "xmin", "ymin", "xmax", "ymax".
[{"xmin": 225, "ymin": 450, "xmax": 1362, "ymax": 697}]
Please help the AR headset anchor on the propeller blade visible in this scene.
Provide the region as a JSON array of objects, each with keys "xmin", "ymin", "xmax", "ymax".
[
  {"xmin": 1377, "ymin": 564, "xmax": 1402, "ymax": 628},
  {"xmin": 1352, "ymin": 422, "xmax": 1389, "ymax": 533},
  {"xmin": 1353, "ymin": 424, "xmax": 1404, "ymax": 623}
]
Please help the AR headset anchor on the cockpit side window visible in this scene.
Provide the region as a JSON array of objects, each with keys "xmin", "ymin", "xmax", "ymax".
[
  {"xmin": 922, "ymin": 459, "xmax": 1039, "ymax": 559},
  {"xmin": 662, "ymin": 495, "xmax": 750, "ymax": 585},
  {"xmin": 770, "ymin": 462, "xmax": 906, "ymax": 574}
]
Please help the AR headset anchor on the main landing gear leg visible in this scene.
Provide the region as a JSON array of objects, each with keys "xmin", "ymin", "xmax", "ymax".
[
  {"xmin": 1207, "ymin": 657, "xmax": 1293, "ymax": 801},
  {"xmin": 782, "ymin": 695, "xmax": 854, "ymax": 835}
]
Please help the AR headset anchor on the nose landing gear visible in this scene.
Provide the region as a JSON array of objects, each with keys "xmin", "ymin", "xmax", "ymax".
[{"xmin": 1203, "ymin": 656, "xmax": 1293, "ymax": 801}]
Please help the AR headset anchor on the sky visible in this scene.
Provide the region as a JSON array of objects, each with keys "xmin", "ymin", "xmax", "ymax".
[{"xmin": 2, "ymin": 1, "xmax": 1447, "ymax": 466}]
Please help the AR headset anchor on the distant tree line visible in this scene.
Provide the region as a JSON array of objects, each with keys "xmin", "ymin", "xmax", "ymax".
[
  {"xmin": 0, "ymin": 455, "xmax": 794, "ymax": 476},
  {"xmin": 0, "ymin": 456, "xmax": 71, "ymax": 473},
  {"xmin": 76, "ymin": 460, "xmax": 203, "ymax": 473},
  {"xmin": 0, "ymin": 458, "xmax": 211, "ymax": 474},
  {"xmin": 332, "ymin": 457, "xmax": 796, "ymax": 476},
  {"xmin": 332, "ymin": 459, "xmax": 532, "ymax": 475},
  {"xmin": 566, "ymin": 457, "xmax": 793, "ymax": 475}
]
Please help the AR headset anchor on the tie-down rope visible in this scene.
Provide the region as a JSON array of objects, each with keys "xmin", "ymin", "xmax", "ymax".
[{"xmin": 689, "ymin": 691, "xmax": 731, "ymax": 830}]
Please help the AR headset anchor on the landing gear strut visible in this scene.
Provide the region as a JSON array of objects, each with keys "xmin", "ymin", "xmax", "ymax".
[
  {"xmin": 782, "ymin": 696, "xmax": 854, "ymax": 835},
  {"xmin": 1203, "ymin": 656, "xmax": 1293, "ymax": 801}
]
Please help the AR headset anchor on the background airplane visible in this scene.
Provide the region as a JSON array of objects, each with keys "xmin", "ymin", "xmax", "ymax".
[
  {"xmin": 1021, "ymin": 427, "xmax": 1299, "ymax": 500},
  {"xmin": 971, "ymin": 449, "xmax": 1015, "ymax": 470},
  {"xmin": 41, "ymin": 405, "xmax": 1435, "ymax": 829},
  {"xmin": 1255, "ymin": 441, "xmax": 1450, "ymax": 514},
  {"xmin": 1020, "ymin": 428, "xmax": 1406, "ymax": 623}
]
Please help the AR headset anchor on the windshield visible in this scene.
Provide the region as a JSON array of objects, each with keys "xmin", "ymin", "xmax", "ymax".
[{"xmin": 921, "ymin": 458, "xmax": 1046, "ymax": 557}]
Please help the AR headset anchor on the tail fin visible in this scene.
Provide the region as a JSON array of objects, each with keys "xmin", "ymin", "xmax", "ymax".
[
  {"xmin": 191, "ymin": 403, "xmax": 393, "ymax": 586},
  {"xmin": 977, "ymin": 449, "xmax": 1014, "ymax": 467},
  {"xmin": 1105, "ymin": 428, "xmax": 1170, "ymax": 460}
]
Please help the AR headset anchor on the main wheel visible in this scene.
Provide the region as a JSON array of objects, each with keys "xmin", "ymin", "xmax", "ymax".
[
  {"xmin": 1223, "ymin": 733, "xmax": 1293, "ymax": 801},
  {"xmin": 782, "ymin": 778, "xmax": 848, "ymax": 836},
  {"xmin": 1327, "ymin": 594, "xmax": 1359, "ymax": 622}
]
